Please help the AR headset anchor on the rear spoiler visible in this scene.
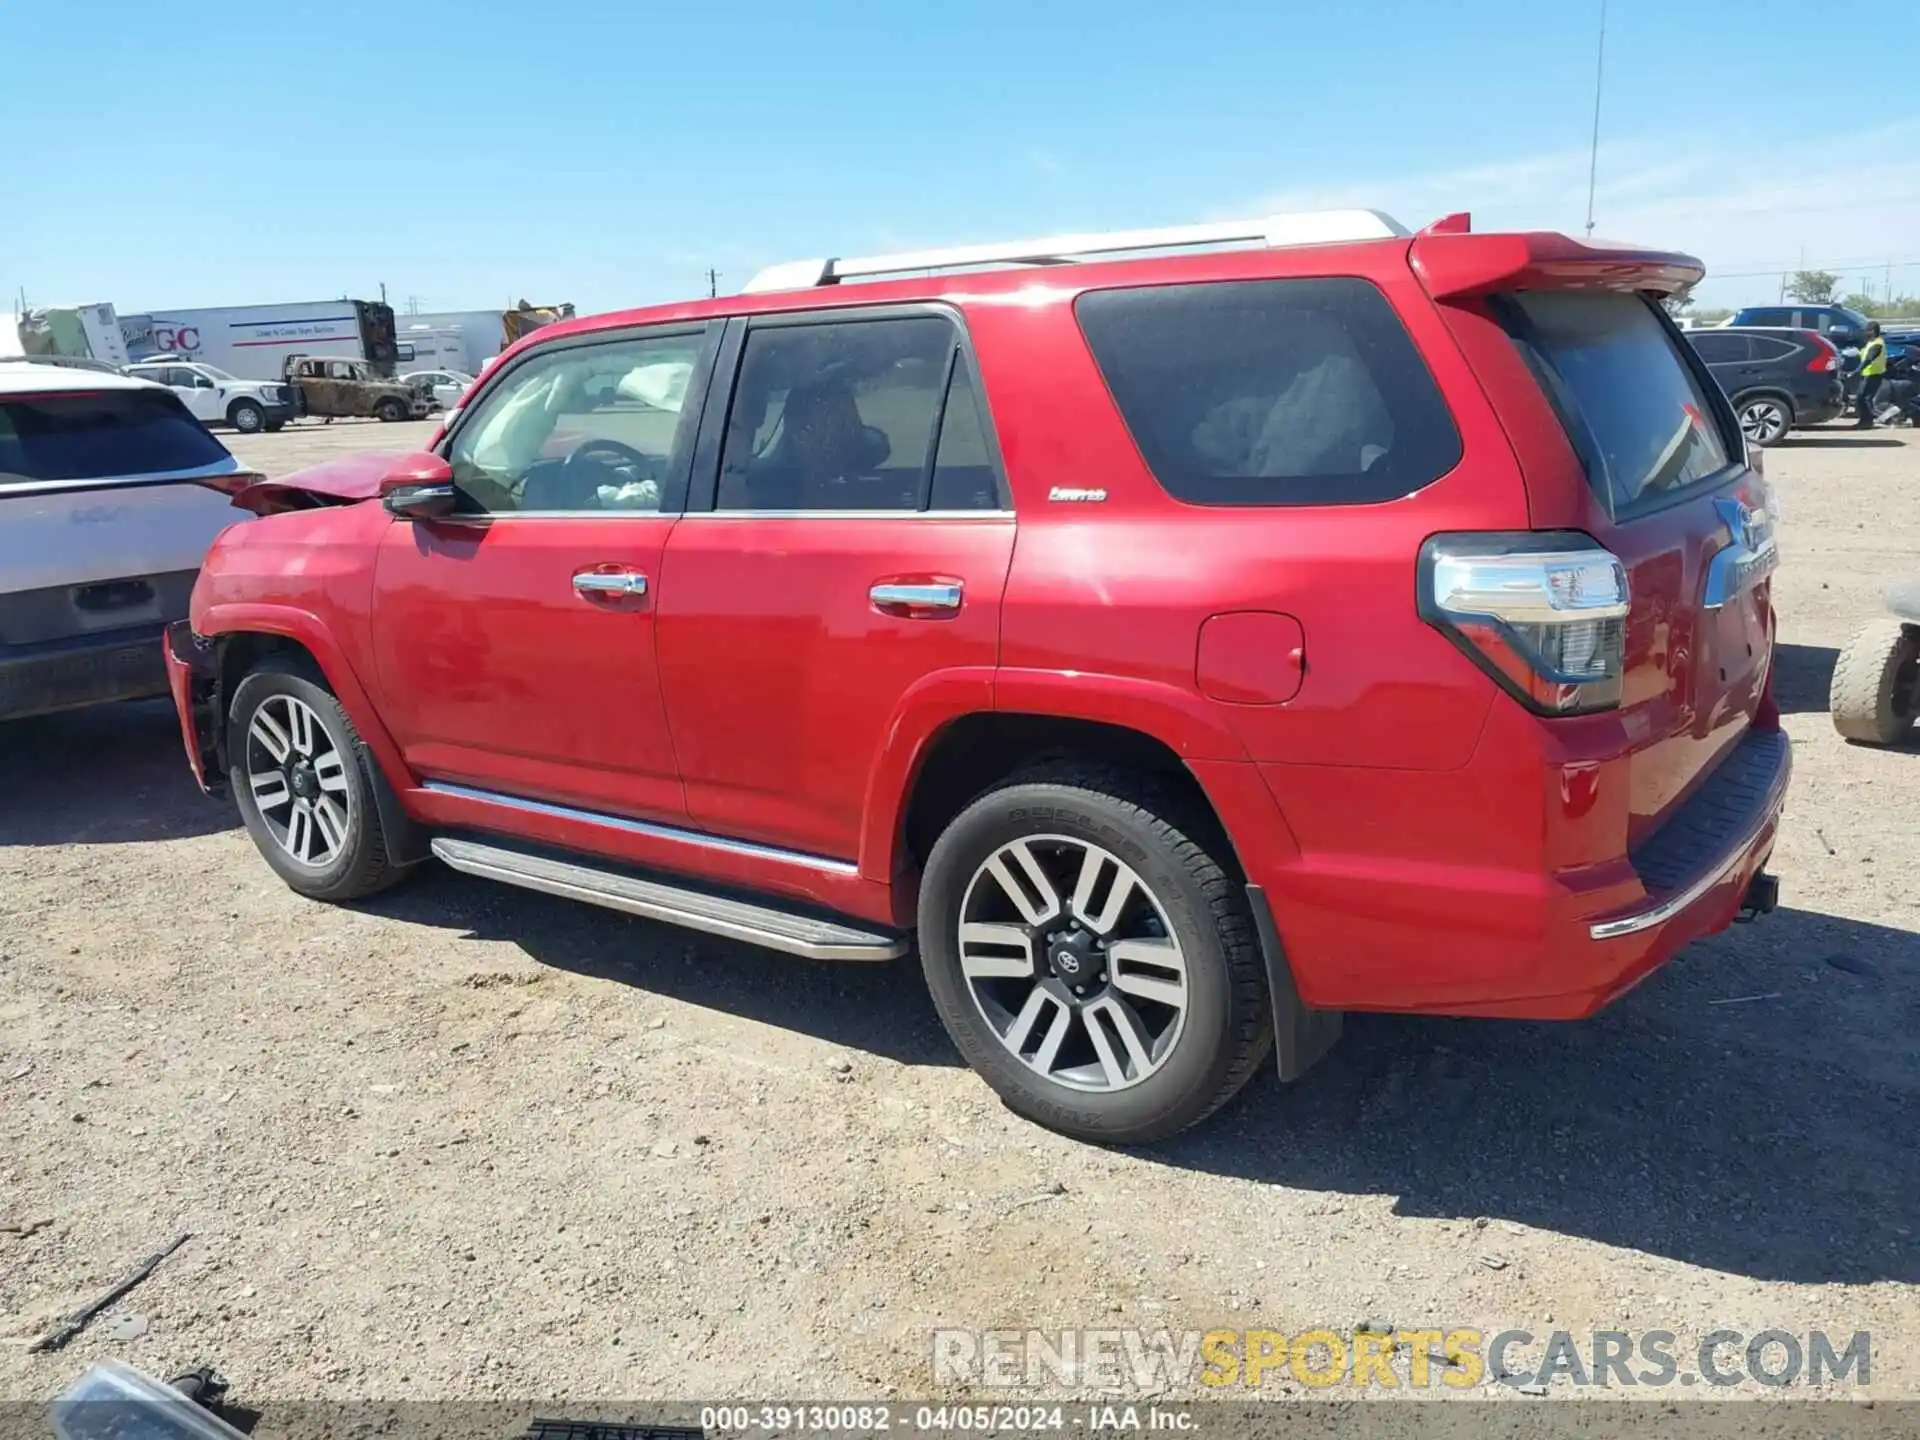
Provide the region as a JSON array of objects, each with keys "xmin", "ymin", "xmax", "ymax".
[{"xmin": 1410, "ymin": 229, "xmax": 1704, "ymax": 301}]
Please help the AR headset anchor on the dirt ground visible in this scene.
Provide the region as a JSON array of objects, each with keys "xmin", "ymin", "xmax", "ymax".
[{"xmin": 0, "ymin": 416, "xmax": 1914, "ymax": 1407}]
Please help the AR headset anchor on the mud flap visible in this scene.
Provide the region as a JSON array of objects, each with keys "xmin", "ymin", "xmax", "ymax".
[{"xmin": 1247, "ymin": 883, "xmax": 1344, "ymax": 1082}]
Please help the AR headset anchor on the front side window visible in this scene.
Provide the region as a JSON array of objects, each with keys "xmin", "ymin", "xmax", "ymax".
[
  {"xmin": 0, "ymin": 389, "xmax": 230, "ymax": 486},
  {"xmin": 447, "ymin": 329, "xmax": 708, "ymax": 514},
  {"xmin": 1075, "ymin": 278, "xmax": 1462, "ymax": 506},
  {"xmin": 715, "ymin": 315, "xmax": 1000, "ymax": 512},
  {"xmin": 1503, "ymin": 291, "xmax": 1733, "ymax": 517}
]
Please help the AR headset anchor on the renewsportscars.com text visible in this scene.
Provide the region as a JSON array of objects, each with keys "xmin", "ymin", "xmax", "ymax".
[{"xmin": 931, "ymin": 1327, "xmax": 1871, "ymax": 1391}]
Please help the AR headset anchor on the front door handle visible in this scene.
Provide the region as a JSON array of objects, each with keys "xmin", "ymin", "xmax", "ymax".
[
  {"xmin": 573, "ymin": 570, "xmax": 648, "ymax": 598},
  {"xmin": 870, "ymin": 581, "xmax": 963, "ymax": 616}
]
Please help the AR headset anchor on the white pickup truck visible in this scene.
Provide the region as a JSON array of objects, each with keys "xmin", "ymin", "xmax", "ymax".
[
  {"xmin": 122, "ymin": 359, "xmax": 298, "ymax": 434},
  {"xmin": 0, "ymin": 365, "xmax": 250, "ymax": 721}
]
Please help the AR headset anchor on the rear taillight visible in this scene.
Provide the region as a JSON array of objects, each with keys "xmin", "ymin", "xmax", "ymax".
[
  {"xmin": 1803, "ymin": 332, "xmax": 1839, "ymax": 371},
  {"xmin": 1419, "ymin": 533, "xmax": 1630, "ymax": 716}
]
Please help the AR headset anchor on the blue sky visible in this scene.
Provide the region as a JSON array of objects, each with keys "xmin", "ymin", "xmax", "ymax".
[{"xmin": 6, "ymin": 0, "xmax": 1918, "ymax": 316}]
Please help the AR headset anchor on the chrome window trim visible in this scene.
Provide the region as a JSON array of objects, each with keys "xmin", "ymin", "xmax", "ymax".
[
  {"xmin": 422, "ymin": 781, "xmax": 861, "ymax": 878},
  {"xmin": 678, "ymin": 509, "xmax": 1015, "ymax": 521}
]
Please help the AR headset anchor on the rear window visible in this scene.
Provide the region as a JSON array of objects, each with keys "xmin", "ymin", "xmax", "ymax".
[
  {"xmin": 0, "ymin": 388, "xmax": 229, "ymax": 485},
  {"xmin": 1502, "ymin": 292, "xmax": 1733, "ymax": 517},
  {"xmin": 1075, "ymin": 278, "xmax": 1462, "ymax": 506}
]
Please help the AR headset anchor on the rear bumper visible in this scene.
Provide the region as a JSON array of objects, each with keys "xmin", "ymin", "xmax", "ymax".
[
  {"xmin": 163, "ymin": 620, "xmax": 224, "ymax": 793},
  {"xmin": 1797, "ymin": 392, "xmax": 1845, "ymax": 426},
  {"xmin": 1195, "ymin": 725, "xmax": 1791, "ymax": 1021},
  {"xmin": 0, "ymin": 624, "xmax": 171, "ymax": 721}
]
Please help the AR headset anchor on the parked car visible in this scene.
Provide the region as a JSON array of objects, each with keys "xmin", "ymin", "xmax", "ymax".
[
  {"xmin": 400, "ymin": 368, "xmax": 475, "ymax": 412},
  {"xmin": 1727, "ymin": 303, "xmax": 1872, "ymax": 350},
  {"xmin": 1, "ymin": 368, "xmax": 250, "ymax": 722},
  {"xmin": 166, "ymin": 210, "xmax": 1788, "ymax": 1142},
  {"xmin": 124, "ymin": 359, "xmax": 297, "ymax": 434},
  {"xmin": 282, "ymin": 355, "xmax": 429, "ymax": 423},
  {"xmin": 1684, "ymin": 327, "xmax": 1843, "ymax": 445}
]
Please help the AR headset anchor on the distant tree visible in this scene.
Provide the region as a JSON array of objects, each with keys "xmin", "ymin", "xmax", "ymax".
[
  {"xmin": 1842, "ymin": 291, "xmax": 1881, "ymax": 315},
  {"xmin": 1842, "ymin": 291, "xmax": 1920, "ymax": 320},
  {"xmin": 1693, "ymin": 306, "xmax": 1734, "ymax": 324},
  {"xmin": 1787, "ymin": 270, "xmax": 1841, "ymax": 304},
  {"xmin": 1662, "ymin": 292, "xmax": 1695, "ymax": 317}
]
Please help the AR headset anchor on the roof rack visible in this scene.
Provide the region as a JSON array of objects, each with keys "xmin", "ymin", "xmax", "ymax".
[{"xmin": 741, "ymin": 209, "xmax": 1410, "ymax": 293}]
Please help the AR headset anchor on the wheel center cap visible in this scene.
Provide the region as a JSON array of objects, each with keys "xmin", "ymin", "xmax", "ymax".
[
  {"xmin": 289, "ymin": 762, "xmax": 319, "ymax": 801},
  {"xmin": 1047, "ymin": 928, "xmax": 1097, "ymax": 981}
]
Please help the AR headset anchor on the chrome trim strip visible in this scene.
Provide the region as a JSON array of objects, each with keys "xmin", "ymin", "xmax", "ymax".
[
  {"xmin": 421, "ymin": 781, "xmax": 861, "ymax": 878},
  {"xmin": 680, "ymin": 510, "xmax": 1015, "ymax": 521},
  {"xmin": 431, "ymin": 838, "xmax": 903, "ymax": 962},
  {"xmin": 1588, "ymin": 799, "xmax": 1781, "ymax": 942}
]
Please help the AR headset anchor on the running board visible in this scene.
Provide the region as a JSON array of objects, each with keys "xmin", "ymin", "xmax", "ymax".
[{"xmin": 429, "ymin": 838, "xmax": 906, "ymax": 962}]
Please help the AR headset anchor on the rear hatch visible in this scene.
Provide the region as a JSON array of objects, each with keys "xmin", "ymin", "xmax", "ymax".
[
  {"xmin": 0, "ymin": 383, "xmax": 251, "ymax": 649},
  {"xmin": 1495, "ymin": 289, "xmax": 1775, "ymax": 846},
  {"xmin": 1410, "ymin": 231, "xmax": 1778, "ymax": 850}
]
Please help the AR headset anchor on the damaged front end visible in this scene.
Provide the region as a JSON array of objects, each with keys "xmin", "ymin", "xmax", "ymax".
[{"xmin": 163, "ymin": 621, "xmax": 225, "ymax": 795}]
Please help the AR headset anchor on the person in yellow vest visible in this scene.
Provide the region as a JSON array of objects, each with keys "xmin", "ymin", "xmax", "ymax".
[{"xmin": 1856, "ymin": 322, "xmax": 1889, "ymax": 428}]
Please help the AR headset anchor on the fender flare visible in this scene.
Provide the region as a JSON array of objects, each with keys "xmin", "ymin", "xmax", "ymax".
[
  {"xmin": 856, "ymin": 665, "xmax": 1252, "ymax": 885},
  {"xmin": 198, "ymin": 601, "xmax": 425, "ymax": 859}
]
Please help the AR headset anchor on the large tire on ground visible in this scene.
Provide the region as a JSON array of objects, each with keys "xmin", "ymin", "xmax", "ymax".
[
  {"xmin": 374, "ymin": 396, "xmax": 408, "ymax": 423},
  {"xmin": 1830, "ymin": 618, "xmax": 1920, "ymax": 745},
  {"xmin": 917, "ymin": 764, "xmax": 1272, "ymax": 1144},
  {"xmin": 1736, "ymin": 393, "xmax": 1793, "ymax": 448},
  {"xmin": 228, "ymin": 656, "xmax": 411, "ymax": 900},
  {"xmin": 227, "ymin": 399, "xmax": 266, "ymax": 434}
]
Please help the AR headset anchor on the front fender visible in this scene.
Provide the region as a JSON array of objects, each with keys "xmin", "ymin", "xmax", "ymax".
[{"xmin": 196, "ymin": 600, "xmax": 415, "ymax": 800}]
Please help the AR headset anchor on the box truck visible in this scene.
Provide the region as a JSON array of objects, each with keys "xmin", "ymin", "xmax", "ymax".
[{"xmin": 119, "ymin": 300, "xmax": 399, "ymax": 380}]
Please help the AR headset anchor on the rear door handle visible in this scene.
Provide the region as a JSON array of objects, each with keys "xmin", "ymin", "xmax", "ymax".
[
  {"xmin": 573, "ymin": 569, "xmax": 648, "ymax": 598},
  {"xmin": 870, "ymin": 581, "xmax": 963, "ymax": 616}
]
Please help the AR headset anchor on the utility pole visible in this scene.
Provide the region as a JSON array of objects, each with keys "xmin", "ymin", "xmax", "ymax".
[
  {"xmin": 1583, "ymin": 0, "xmax": 1607, "ymax": 237},
  {"xmin": 706, "ymin": 267, "xmax": 721, "ymax": 299},
  {"xmin": 379, "ymin": 281, "xmax": 388, "ymax": 306}
]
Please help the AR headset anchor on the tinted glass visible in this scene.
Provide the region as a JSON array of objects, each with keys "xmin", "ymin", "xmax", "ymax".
[
  {"xmin": 1075, "ymin": 278, "xmax": 1462, "ymax": 506},
  {"xmin": 1741, "ymin": 308, "xmax": 1792, "ymax": 327},
  {"xmin": 1688, "ymin": 332, "xmax": 1748, "ymax": 364},
  {"xmin": 928, "ymin": 364, "xmax": 1003, "ymax": 511},
  {"xmin": 1505, "ymin": 292, "xmax": 1732, "ymax": 517},
  {"xmin": 1747, "ymin": 336, "xmax": 1797, "ymax": 362},
  {"xmin": 0, "ymin": 389, "xmax": 229, "ymax": 484},
  {"xmin": 717, "ymin": 317, "xmax": 957, "ymax": 512},
  {"xmin": 449, "ymin": 330, "xmax": 708, "ymax": 513}
]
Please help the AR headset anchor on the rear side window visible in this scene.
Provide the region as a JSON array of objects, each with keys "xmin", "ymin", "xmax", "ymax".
[
  {"xmin": 1741, "ymin": 307, "xmax": 1791, "ymax": 327},
  {"xmin": 1688, "ymin": 332, "xmax": 1749, "ymax": 364},
  {"xmin": 1075, "ymin": 278, "xmax": 1463, "ymax": 506},
  {"xmin": 1502, "ymin": 292, "xmax": 1732, "ymax": 518},
  {"xmin": 1748, "ymin": 336, "xmax": 1798, "ymax": 362},
  {"xmin": 0, "ymin": 388, "xmax": 228, "ymax": 485}
]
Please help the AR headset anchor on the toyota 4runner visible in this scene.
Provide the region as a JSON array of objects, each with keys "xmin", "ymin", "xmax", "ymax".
[{"xmin": 165, "ymin": 209, "xmax": 1790, "ymax": 1142}]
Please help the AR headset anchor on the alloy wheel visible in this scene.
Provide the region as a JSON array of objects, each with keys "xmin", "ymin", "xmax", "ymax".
[
  {"xmin": 1739, "ymin": 398, "xmax": 1789, "ymax": 445},
  {"xmin": 957, "ymin": 835, "xmax": 1188, "ymax": 1093},
  {"xmin": 245, "ymin": 695, "xmax": 352, "ymax": 867}
]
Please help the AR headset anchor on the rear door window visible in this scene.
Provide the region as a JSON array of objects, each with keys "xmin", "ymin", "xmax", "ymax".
[
  {"xmin": 1747, "ymin": 336, "xmax": 1798, "ymax": 362},
  {"xmin": 1688, "ymin": 332, "xmax": 1749, "ymax": 364},
  {"xmin": 0, "ymin": 388, "xmax": 229, "ymax": 486},
  {"xmin": 1074, "ymin": 278, "xmax": 1461, "ymax": 506},
  {"xmin": 1501, "ymin": 292, "xmax": 1734, "ymax": 518}
]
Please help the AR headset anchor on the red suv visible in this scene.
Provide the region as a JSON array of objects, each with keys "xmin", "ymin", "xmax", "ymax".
[{"xmin": 165, "ymin": 209, "xmax": 1788, "ymax": 1142}]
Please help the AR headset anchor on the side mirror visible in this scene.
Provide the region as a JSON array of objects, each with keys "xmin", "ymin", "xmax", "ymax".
[{"xmin": 380, "ymin": 453, "xmax": 459, "ymax": 520}]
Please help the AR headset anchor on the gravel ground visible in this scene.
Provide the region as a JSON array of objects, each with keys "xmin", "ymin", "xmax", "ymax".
[{"xmin": 0, "ymin": 418, "xmax": 1914, "ymax": 1407}]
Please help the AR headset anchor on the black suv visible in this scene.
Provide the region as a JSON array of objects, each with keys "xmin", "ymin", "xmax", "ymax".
[
  {"xmin": 1727, "ymin": 304, "xmax": 1871, "ymax": 350},
  {"xmin": 1686, "ymin": 326, "xmax": 1844, "ymax": 445}
]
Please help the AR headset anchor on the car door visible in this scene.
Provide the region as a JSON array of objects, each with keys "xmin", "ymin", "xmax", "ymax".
[
  {"xmin": 1688, "ymin": 330, "xmax": 1751, "ymax": 392},
  {"xmin": 370, "ymin": 322, "xmax": 720, "ymax": 820},
  {"xmin": 655, "ymin": 308, "xmax": 1015, "ymax": 862}
]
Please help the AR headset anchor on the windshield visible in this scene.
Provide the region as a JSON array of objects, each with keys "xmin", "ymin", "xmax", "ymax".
[{"xmin": 1502, "ymin": 291, "xmax": 1733, "ymax": 517}]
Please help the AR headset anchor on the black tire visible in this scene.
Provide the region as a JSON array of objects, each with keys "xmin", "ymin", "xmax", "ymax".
[
  {"xmin": 1735, "ymin": 392, "xmax": 1793, "ymax": 447},
  {"xmin": 1830, "ymin": 618, "xmax": 1920, "ymax": 745},
  {"xmin": 917, "ymin": 764, "xmax": 1272, "ymax": 1144},
  {"xmin": 227, "ymin": 399, "xmax": 266, "ymax": 434},
  {"xmin": 374, "ymin": 396, "xmax": 408, "ymax": 423},
  {"xmin": 264, "ymin": 420, "xmax": 286, "ymax": 433},
  {"xmin": 227, "ymin": 656, "xmax": 411, "ymax": 901}
]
